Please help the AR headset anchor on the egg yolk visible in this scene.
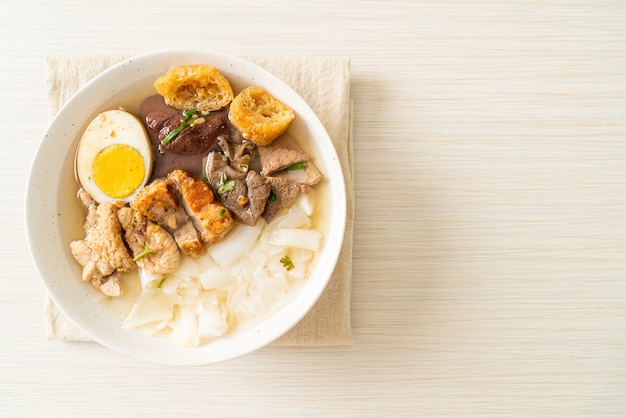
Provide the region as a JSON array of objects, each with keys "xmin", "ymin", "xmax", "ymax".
[{"xmin": 92, "ymin": 144, "xmax": 145, "ymax": 199}]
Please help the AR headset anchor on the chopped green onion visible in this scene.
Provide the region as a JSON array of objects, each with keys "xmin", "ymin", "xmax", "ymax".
[
  {"xmin": 161, "ymin": 123, "xmax": 187, "ymax": 145},
  {"xmin": 287, "ymin": 161, "xmax": 307, "ymax": 171},
  {"xmin": 161, "ymin": 110, "xmax": 205, "ymax": 145},
  {"xmin": 268, "ymin": 191, "xmax": 277, "ymax": 202},
  {"xmin": 280, "ymin": 255, "xmax": 295, "ymax": 271},
  {"xmin": 133, "ymin": 244, "xmax": 154, "ymax": 261},
  {"xmin": 156, "ymin": 278, "xmax": 166, "ymax": 288},
  {"xmin": 217, "ymin": 180, "xmax": 235, "ymax": 195},
  {"xmin": 181, "ymin": 109, "xmax": 197, "ymax": 123},
  {"xmin": 219, "ymin": 209, "xmax": 226, "ymax": 217}
]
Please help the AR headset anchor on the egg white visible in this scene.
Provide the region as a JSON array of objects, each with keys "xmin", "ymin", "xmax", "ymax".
[{"xmin": 76, "ymin": 109, "xmax": 153, "ymax": 204}]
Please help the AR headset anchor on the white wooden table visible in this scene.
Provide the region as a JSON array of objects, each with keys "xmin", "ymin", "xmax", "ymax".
[{"xmin": 1, "ymin": 1, "xmax": 625, "ymax": 416}]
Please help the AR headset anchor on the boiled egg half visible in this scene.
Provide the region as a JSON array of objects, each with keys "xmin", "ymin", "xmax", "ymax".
[{"xmin": 76, "ymin": 109, "xmax": 153, "ymax": 204}]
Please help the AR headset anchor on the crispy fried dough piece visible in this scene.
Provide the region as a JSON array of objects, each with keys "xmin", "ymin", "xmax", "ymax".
[
  {"xmin": 228, "ymin": 86, "xmax": 294, "ymax": 146},
  {"xmin": 154, "ymin": 64, "xmax": 234, "ymax": 113}
]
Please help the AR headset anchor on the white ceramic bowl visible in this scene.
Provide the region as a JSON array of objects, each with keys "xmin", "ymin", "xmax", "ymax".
[{"xmin": 25, "ymin": 50, "xmax": 346, "ymax": 365}]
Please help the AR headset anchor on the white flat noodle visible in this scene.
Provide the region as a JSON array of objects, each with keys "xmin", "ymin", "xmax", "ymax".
[
  {"xmin": 138, "ymin": 268, "xmax": 163, "ymax": 288},
  {"xmin": 193, "ymin": 253, "xmax": 217, "ymax": 272},
  {"xmin": 170, "ymin": 305, "xmax": 199, "ymax": 348},
  {"xmin": 176, "ymin": 278, "xmax": 200, "ymax": 304},
  {"xmin": 199, "ymin": 266, "xmax": 235, "ymax": 290},
  {"xmin": 174, "ymin": 255, "xmax": 203, "ymax": 280},
  {"xmin": 197, "ymin": 302, "xmax": 228, "ymax": 338},
  {"xmin": 225, "ymin": 284, "xmax": 247, "ymax": 317},
  {"xmin": 259, "ymin": 227, "xmax": 285, "ymax": 257},
  {"xmin": 270, "ymin": 228, "xmax": 323, "ymax": 252},
  {"xmin": 254, "ymin": 275, "xmax": 289, "ymax": 313},
  {"xmin": 296, "ymin": 193, "xmax": 314, "ymax": 216},
  {"xmin": 207, "ymin": 220, "xmax": 266, "ymax": 268},
  {"xmin": 288, "ymin": 248, "xmax": 312, "ymax": 280},
  {"xmin": 242, "ymin": 294, "xmax": 262, "ymax": 318},
  {"xmin": 277, "ymin": 204, "xmax": 311, "ymax": 229},
  {"xmin": 154, "ymin": 318, "xmax": 170, "ymax": 332},
  {"xmin": 124, "ymin": 180, "xmax": 323, "ymax": 346},
  {"xmin": 159, "ymin": 276, "xmax": 181, "ymax": 294},
  {"xmin": 228, "ymin": 255, "xmax": 253, "ymax": 279},
  {"xmin": 123, "ymin": 289, "xmax": 181, "ymax": 329},
  {"xmin": 227, "ymin": 282, "xmax": 262, "ymax": 321}
]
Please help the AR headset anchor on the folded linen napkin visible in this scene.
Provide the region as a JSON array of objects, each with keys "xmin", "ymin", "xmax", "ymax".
[{"xmin": 43, "ymin": 52, "xmax": 354, "ymax": 346}]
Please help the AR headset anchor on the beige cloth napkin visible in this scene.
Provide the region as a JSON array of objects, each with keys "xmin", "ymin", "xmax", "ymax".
[{"xmin": 43, "ymin": 52, "xmax": 354, "ymax": 346}]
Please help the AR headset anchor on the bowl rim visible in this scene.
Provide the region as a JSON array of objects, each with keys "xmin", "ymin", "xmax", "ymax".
[{"xmin": 25, "ymin": 49, "xmax": 347, "ymax": 365}]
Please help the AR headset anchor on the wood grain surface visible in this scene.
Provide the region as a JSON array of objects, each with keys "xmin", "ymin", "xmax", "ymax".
[{"xmin": 1, "ymin": 1, "xmax": 625, "ymax": 416}]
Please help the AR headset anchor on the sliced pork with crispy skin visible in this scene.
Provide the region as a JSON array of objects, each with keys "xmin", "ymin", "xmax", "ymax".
[
  {"xmin": 131, "ymin": 178, "xmax": 204, "ymax": 256},
  {"xmin": 172, "ymin": 221, "xmax": 206, "ymax": 256},
  {"xmin": 131, "ymin": 179, "xmax": 183, "ymax": 229},
  {"xmin": 167, "ymin": 169, "xmax": 234, "ymax": 246},
  {"xmin": 131, "ymin": 170, "xmax": 234, "ymax": 256}
]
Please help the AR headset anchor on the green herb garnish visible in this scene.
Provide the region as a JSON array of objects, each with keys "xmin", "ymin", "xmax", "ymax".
[
  {"xmin": 268, "ymin": 191, "xmax": 277, "ymax": 202},
  {"xmin": 156, "ymin": 278, "xmax": 166, "ymax": 289},
  {"xmin": 181, "ymin": 109, "xmax": 197, "ymax": 123},
  {"xmin": 287, "ymin": 161, "xmax": 307, "ymax": 171},
  {"xmin": 219, "ymin": 209, "xmax": 226, "ymax": 217},
  {"xmin": 280, "ymin": 255, "xmax": 295, "ymax": 271},
  {"xmin": 132, "ymin": 244, "xmax": 154, "ymax": 261},
  {"xmin": 217, "ymin": 180, "xmax": 235, "ymax": 195},
  {"xmin": 161, "ymin": 109, "xmax": 204, "ymax": 145},
  {"xmin": 161, "ymin": 124, "xmax": 187, "ymax": 146}
]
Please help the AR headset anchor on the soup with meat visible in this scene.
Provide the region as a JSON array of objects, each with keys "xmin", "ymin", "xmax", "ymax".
[{"xmin": 69, "ymin": 64, "xmax": 328, "ymax": 347}]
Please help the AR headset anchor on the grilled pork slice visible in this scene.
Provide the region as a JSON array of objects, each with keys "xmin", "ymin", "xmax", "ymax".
[
  {"xmin": 167, "ymin": 169, "xmax": 234, "ymax": 246},
  {"xmin": 131, "ymin": 178, "xmax": 204, "ymax": 256}
]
